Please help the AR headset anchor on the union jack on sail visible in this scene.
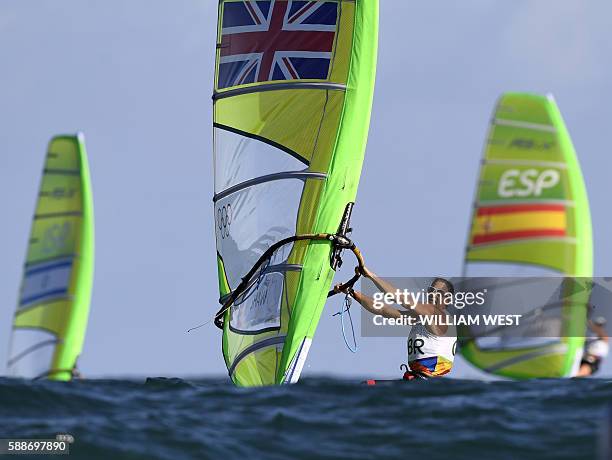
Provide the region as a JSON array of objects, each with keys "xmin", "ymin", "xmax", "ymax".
[{"xmin": 218, "ymin": 1, "xmax": 338, "ymax": 89}]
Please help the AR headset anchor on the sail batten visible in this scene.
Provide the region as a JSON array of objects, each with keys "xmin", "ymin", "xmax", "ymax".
[{"xmin": 213, "ymin": 82, "xmax": 347, "ymax": 100}]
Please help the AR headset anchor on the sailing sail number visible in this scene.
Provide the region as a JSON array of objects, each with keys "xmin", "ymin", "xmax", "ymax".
[{"xmin": 498, "ymin": 169, "xmax": 560, "ymax": 198}]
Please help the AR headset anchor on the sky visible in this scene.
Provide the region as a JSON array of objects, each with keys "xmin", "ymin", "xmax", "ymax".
[{"xmin": 1, "ymin": 0, "xmax": 612, "ymax": 380}]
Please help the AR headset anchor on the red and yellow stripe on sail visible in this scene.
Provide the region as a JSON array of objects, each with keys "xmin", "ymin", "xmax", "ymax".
[{"xmin": 471, "ymin": 203, "xmax": 566, "ymax": 245}]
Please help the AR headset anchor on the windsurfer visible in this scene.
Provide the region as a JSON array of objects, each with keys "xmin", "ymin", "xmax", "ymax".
[
  {"xmin": 335, "ymin": 269, "xmax": 457, "ymax": 380},
  {"xmin": 576, "ymin": 313, "xmax": 608, "ymax": 377}
]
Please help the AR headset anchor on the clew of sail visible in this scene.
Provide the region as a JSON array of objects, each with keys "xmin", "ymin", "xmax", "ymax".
[
  {"xmin": 7, "ymin": 134, "xmax": 94, "ymax": 381},
  {"xmin": 461, "ymin": 93, "xmax": 592, "ymax": 379},
  {"xmin": 212, "ymin": 0, "xmax": 378, "ymax": 386}
]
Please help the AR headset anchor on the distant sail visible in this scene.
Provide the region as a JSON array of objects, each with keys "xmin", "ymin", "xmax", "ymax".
[
  {"xmin": 212, "ymin": 0, "xmax": 378, "ymax": 386},
  {"xmin": 7, "ymin": 134, "xmax": 94, "ymax": 381},
  {"xmin": 461, "ymin": 93, "xmax": 592, "ymax": 379}
]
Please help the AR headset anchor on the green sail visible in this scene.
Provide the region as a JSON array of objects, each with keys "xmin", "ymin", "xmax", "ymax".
[
  {"xmin": 212, "ymin": 0, "xmax": 378, "ymax": 386},
  {"xmin": 461, "ymin": 93, "xmax": 592, "ymax": 379},
  {"xmin": 7, "ymin": 134, "xmax": 94, "ymax": 381}
]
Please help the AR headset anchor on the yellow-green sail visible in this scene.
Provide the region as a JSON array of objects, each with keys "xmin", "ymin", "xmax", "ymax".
[
  {"xmin": 7, "ymin": 134, "xmax": 94, "ymax": 381},
  {"xmin": 461, "ymin": 93, "xmax": 592, "ymax": 379},
  {"xmin": 213, "ymin": 0, "xmax": 378, "ymax": 386}
]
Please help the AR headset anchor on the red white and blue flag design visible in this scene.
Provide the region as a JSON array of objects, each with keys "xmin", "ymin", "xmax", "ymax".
[{"xmin": 218, "ymin": 1, "xmax": 338, "ymax": 89}]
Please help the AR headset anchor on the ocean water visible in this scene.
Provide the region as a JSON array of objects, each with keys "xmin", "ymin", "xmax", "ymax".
[{"xmin": 0, "ymin": 377, "xmax": 610, "ymax": 460}]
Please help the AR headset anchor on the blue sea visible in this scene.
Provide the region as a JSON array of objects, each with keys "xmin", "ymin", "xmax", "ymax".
[{"xmin": 0, "ymin": 377, "xmax": 610, "ymax": 460}]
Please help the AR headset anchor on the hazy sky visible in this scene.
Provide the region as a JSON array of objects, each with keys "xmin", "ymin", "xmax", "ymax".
[{"xmin": 1, "ymin": 1, "xmax": 612, "ymax": 380}]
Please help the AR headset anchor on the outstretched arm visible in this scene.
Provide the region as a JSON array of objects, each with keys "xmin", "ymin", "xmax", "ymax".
[
  {"xmin": 335, "ymin": 285, "xmax": 402, "ymax": 319},
  {"xmin": 360, "ymin": 266, "xmax": 448, "ymax": 335},
  {"xmin": 362, "ymin": 267, "xmax": 446, "ymax": 318}
]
